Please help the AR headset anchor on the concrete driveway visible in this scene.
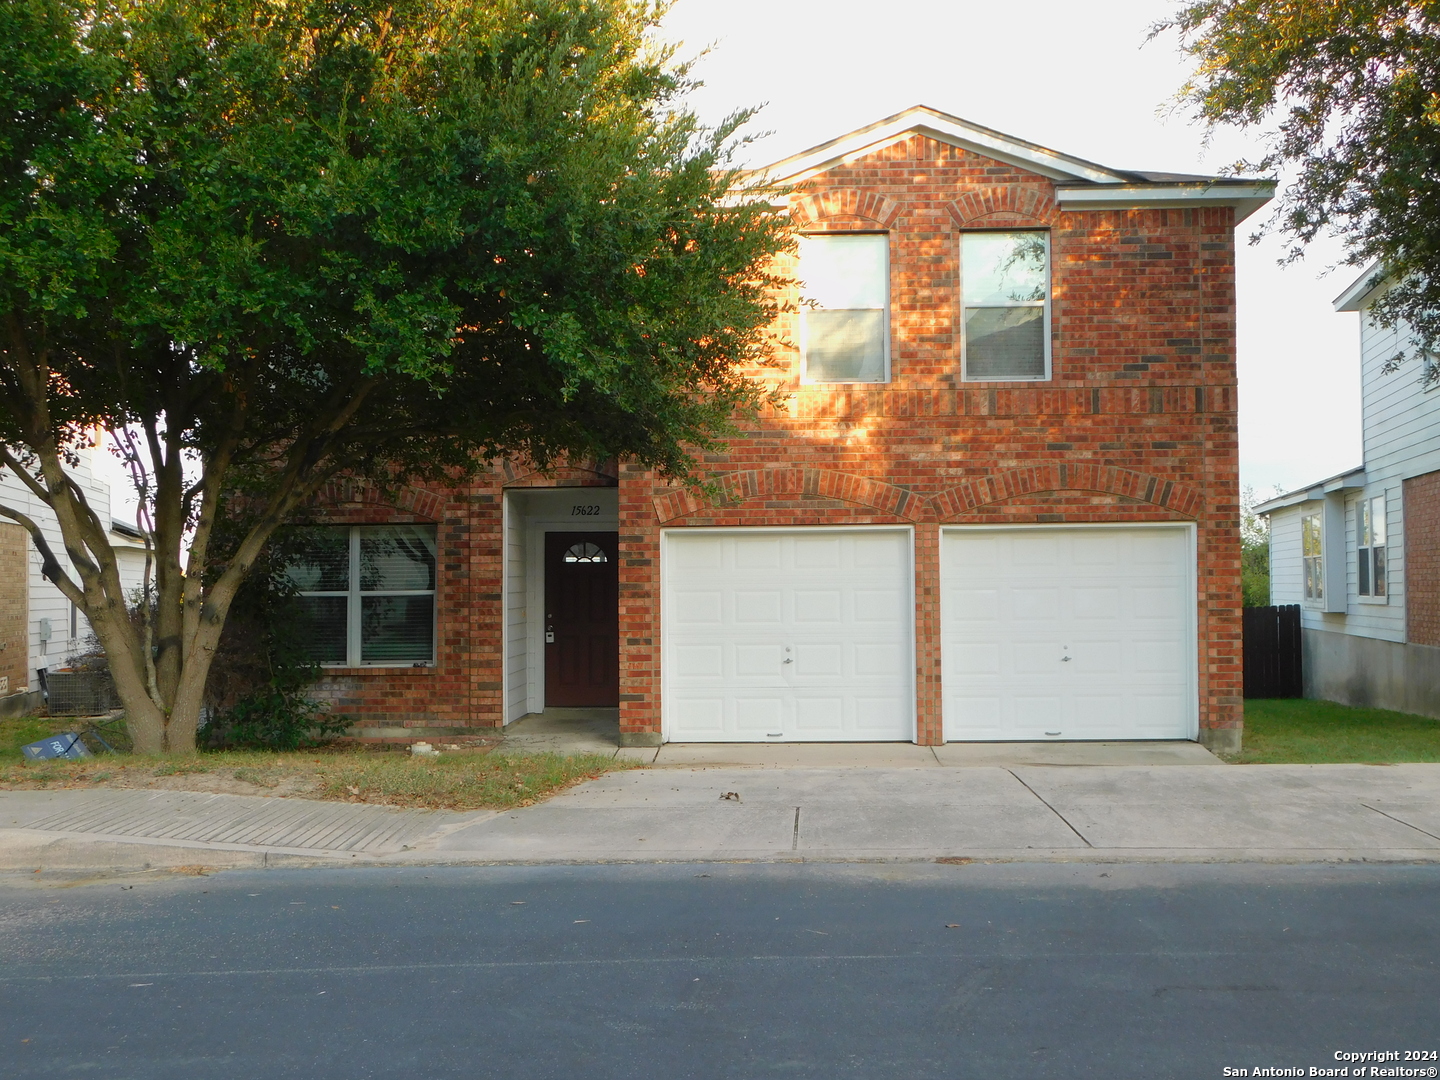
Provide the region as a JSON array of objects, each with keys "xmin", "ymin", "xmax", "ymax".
[{"xmin": 426, "ymin": 762, "xmax": 1440, "ymax": 863}]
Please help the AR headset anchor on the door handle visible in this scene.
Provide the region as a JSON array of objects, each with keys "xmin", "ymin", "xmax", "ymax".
[
  {"xmin": 1060, "ymin": 656, "xmax": 1072, "ymax": 662},
  {"xmin": 782, "ymin": 658, "xmax": 794, "ymax": 664}
]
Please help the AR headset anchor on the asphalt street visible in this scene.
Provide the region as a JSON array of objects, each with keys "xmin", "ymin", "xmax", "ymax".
[{"xmin": 2, "ymin": 862, "xmax": 1437, "ymax": 1079}]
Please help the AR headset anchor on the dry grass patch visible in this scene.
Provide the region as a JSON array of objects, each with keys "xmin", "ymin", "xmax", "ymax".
[{"xmin": 0, "ymin": 719, "xmax": 632, "ymax": 810}]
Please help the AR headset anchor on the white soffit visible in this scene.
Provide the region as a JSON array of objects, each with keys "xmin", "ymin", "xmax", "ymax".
[{"xmin": 1054, "ymin": 182, "xmax": 1275, "ymax": 223}]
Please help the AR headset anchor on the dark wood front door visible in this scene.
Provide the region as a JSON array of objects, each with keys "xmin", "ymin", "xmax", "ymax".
[{"xmin": 544, "ymin": 531, "xmax": 620, "ymax": 707}]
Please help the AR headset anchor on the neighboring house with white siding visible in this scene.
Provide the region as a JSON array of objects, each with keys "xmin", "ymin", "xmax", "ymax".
[
  {"xmin": 1259, "ymin": 264, "xmax": 1440, "ymax": 716},
  {"xmin": 0, "ymin": 440, "xmax": 131, "ymax": 713}
]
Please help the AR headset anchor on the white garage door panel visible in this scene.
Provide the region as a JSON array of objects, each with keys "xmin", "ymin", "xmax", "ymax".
[
  {"xmin": 942, "ymin": 527, "xmax": 1195, "ymax": 741},
  {"xmin": 665, "ymin": 530, "xmax": 914, "ymax": 742}
]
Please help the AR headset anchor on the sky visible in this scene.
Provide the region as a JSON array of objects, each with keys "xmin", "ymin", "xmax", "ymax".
[{"xmin": 658, "ymin": 0, "xmax": 1367, "ymax": 499}]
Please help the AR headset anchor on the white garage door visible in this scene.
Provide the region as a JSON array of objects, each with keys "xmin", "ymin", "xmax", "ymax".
[
  {"xmin": 664, "ymin": 529, "xmax": 914, "ymax": 742},
  {"xmin": 942, "ymin": 526, "xmax": 1196, "ymax": 741}
]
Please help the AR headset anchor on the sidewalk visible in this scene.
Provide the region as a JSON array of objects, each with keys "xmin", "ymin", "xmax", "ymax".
[{"xmin": 4, "ymin": 756, "xmax": 1440, "ymax": 870}]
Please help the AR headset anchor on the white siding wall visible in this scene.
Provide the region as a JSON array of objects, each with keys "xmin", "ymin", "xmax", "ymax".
[
  {"xmin": 112, "ymin": 543, "xmax": 151, "ymax": 602},
  {"xmin": 0, "ymin": 444, "xmax": 115, "ymax": 689},
  {"xmin": 1361, "ymin": 315, "xmax": 1440, "ymax": 478},
  {"xmin": 1268, "ymin": 505, "xmax": 1305, "ymax": 607}
]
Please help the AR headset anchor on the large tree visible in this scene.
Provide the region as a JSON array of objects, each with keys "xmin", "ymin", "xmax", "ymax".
[
  {"xmin": 1159, "ymin": 0, "xmax": 1440, "ymax": 372},
  {"xmin": 0, "ymin": 0, "xmax": 788, "ymax": 753}
]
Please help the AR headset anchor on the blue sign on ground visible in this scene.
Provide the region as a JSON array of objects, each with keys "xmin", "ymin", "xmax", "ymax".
[{"xmin": 22, "ymin": 733, "xmax": 92, "ymax": 760}]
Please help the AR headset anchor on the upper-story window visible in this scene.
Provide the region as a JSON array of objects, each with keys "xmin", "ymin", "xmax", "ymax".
[
  {"xmin": 285, "ymin": 524, "xmax": 438, "ymax": 666},
  {"xmin": 1302, "ymin": 511, "xmax": 1323, "ymax": 602},
  {"xmin": 1358, "ymin": 494, "xmax": 1387, "ymax": 597},
  {"xmin": 961, "ymin": 231, "xmax": 1050, "ymax": 381},
  {"xmin": 798, "ymin": 233, "xmax": 889, "ymax": 383}
]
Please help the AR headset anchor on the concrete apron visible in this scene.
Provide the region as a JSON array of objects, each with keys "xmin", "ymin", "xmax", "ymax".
[
  {"xmin": 500, "ymin": 708, "xmax": 1227, "ymax": 770},
  {"xmin": 6, "ymin": 763, "xmax": 1440, "ymax": 870}
]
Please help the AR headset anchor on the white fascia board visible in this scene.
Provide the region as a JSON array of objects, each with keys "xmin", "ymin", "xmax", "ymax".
[
  {"xmin": 753, "ymin": 106, "xmax": 1128, "ymax": 187},
  {"xmin": 1055, "ymin": 182, "xmax": 1275, "ymax": 224},
  {"xmin": 1332, "ymin": 261, "xmax": 1389, "ymax": 312},
  {"xmin": 1255, "ymin": 490, "xmax": 1322, "ymax": 515},
  {"xmin": 1323, "ymin": 468, "xmax": 1368, "ymax": 494},
  {"xmin": 1255, "ymin": 467, "xmax": 1366, "ymax": 514}
]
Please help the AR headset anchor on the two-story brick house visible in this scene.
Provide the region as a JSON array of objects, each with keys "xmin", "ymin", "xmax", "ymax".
[{"xmin": 288, "ymin": 106, "xmax": 1271, "ymax": 754}]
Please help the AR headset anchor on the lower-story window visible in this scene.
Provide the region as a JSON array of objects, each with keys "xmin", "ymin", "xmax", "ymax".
[
  {"xmin": 1358, "ymin": 494, "xmax": 1386, "ymax": 597},
  {"xmin": 1302, "ymin": 511, "xmax": 1323, "ymax": 601},
  {"xmin": 284, "ymin": 524, "xmax": 437, "ymax": 666}
]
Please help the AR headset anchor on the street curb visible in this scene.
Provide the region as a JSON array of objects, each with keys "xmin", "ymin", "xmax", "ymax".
[{"xmin": 7, "ymin": 829, "xmax": 1440, "ymax": 872}]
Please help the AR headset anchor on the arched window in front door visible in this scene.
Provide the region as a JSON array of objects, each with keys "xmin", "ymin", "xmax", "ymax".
[{"xmin": 563, "ymin": 541, "xmax": 608, "ymax": 564}]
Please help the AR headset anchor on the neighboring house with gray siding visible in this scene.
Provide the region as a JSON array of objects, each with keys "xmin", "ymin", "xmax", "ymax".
[{"xmin": 1259, "ymin": 264, "xmax": 1440, "ymax": 716}]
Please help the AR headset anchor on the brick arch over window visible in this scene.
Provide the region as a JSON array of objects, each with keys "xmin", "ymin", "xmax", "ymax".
[
  {"xmin": 654, "ymin": 468, "xmax": 930, "ymax": 523},
  {"xmin": 932, "ymin": 464, "xmax": 1202, "ymax": 519},
  {"xmin": 309, "ymin": 478, "xmax": 444, "ymax": 520},
  {"xmin": 791, "ymin": 189, "xmax": 903, "ymax": 230},
  {"xmin": 945, "ymin": 185, "xmax": 1058, "ymax": 229}
]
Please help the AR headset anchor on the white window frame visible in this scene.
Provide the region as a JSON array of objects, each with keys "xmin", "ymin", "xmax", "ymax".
[
  {"xmin": 295, "ymin": 525, "xmax": 438, "ymax": 668},
  {"xmin": 798, "ymin": 231, "xmax": 891, "ymax": 385},
  {"xmin": 960, "ymin": 229, "xmax": 1052, "ymax": 383},
  {"xmin": 1301, "ymin": 511, "xmax": 1324, "ymax": 603},
  {"xmin": 1357, "ymin": 493, "xmax": 1388, "ymax": 602}
]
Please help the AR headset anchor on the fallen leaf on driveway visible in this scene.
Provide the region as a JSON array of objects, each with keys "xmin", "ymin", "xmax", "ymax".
[
  {"xmin": 719, "ymin": 792, "xmax": 740, "ymax": 801},
  {"xmin": 945, "ymin": 924, "xmax": 961, "ymax": 929}
]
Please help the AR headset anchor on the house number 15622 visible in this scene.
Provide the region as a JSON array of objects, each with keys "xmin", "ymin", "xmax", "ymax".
[{"xmin": 570, "ymin": 505, "xmax": 601, "ymax": 516}]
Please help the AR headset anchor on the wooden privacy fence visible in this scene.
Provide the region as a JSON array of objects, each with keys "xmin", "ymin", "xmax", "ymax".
[{"xmin": 1243, "ymin": 604, "xmax": 1303, "ymax": 698}]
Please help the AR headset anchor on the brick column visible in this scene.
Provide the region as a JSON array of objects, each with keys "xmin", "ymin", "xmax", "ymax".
[
  {"xmin": 913, "ymin": 523, "xmax": 944, "ymax": 745},
  {"xmin": 1405, "ymin": 471, "xmax": 1440, "ymax": 646},
  {"xmin": 617, "ymin": 465, "xmax": 663, "ymax": 745}
]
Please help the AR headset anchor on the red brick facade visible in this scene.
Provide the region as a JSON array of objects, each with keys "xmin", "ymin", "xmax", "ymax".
[
  {"xmin": 1405, "ymin": 471, "xmax": 1440, "ymax": 647},
  {"xmin": 307, "ymin": 125, "xmax": 1246, "ymax": 750}
]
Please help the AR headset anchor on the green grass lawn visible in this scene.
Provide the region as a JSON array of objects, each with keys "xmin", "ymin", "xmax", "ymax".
[
  {"xmin": 1233, "ymin": 698, "xmax": 1440, "ymax": 764},
  {"xmin": 0, "ymin": 716, "xmax": 633, "ymax": 810}
]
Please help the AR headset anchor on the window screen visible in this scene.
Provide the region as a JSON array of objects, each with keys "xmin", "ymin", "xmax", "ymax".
[
  {"xmin": 962, "ymin": 231, "xmax": 1049, "ymax": 381},
  {"xmin": 287, "ymin": 524, "xmax": 437, "ymax": 666},
  {"xmin": 799, "ymin": 234, "xmax": 889, "ymax": 383}
]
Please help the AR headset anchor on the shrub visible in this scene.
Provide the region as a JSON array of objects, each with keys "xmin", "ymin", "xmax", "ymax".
[{"xmin": 209, "ymin": 687, "xmax": 352, "ymax": 751}]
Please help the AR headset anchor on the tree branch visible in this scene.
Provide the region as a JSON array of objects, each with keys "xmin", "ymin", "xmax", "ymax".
[{"xmin": 0, "ymin": 503, "xmax": 83, "ymax": 607}]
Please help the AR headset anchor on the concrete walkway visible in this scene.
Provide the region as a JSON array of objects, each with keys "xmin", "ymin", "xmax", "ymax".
[{"xmin": 5, "ymin": 761, "xmax": 1440, "ymax": 870}]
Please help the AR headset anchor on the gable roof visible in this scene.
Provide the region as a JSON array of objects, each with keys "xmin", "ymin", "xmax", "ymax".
[
  {"xmin": 1333, "ymin": 261, "xmax": 1389, "ymax": 312},
  {"xmin": 753, "ymin": 105, "xmax": 1275, "ymax": 223}
]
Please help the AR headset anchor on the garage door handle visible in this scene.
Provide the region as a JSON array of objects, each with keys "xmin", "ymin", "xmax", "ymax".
[
  {"xmin": 782, "ymin": 658, "xmax": 794, "ymax": 664},
  {"xmin": 1060, "ymin": 656, "xmax": 1072, "ymax": 662}
]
